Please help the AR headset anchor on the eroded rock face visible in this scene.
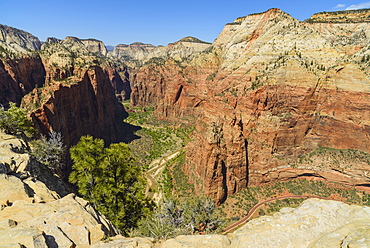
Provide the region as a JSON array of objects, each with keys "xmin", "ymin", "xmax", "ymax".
[
  {"xmin": 0, "ymin": 55, "xmax": 45, "ymax": 107},
  {"xmin": 305, "ymin": 8, "xmax": 370, "ymax": 23},
  {"xmin": 112, "ymin": 37, "xmax": 211, "ymax": 67},
  {"xmin": 30, "ymin": 66, "xmax": 129, "ymax": 148},
  {"xmin": 0, "ymin": 24, "xmax": 41, "ymax": 51},
  {"xmin": 0, "ymin": 193, "xmax": 119, "ymax": 247},
  {"xmin": 130, "ymin": 8, "xmax": 370, "ymax": 203}
]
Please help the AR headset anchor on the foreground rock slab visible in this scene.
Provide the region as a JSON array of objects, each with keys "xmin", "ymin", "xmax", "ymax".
[
  {"xmin": 0, "ymin": 193, "xmax": 119, "ymax": 247},
  {"xmin": 229, "ymin": 198, "xmax": 370, "ymax": 248},
  {"xmin": 95, "ymin": 199, "xmax": 370, "ymax": 248}
]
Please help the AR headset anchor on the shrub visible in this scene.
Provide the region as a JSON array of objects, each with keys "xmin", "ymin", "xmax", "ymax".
[
  {"xmin": 30, "ymin": 131, "xmax": 65, "ymax": 171},
  {"xmin": 0, "ymin": 102, "xmax": 35, "ymax": 138},
  {"xmin": 137, "ymin": 196, "xmax": 223, "ymax": 238}
]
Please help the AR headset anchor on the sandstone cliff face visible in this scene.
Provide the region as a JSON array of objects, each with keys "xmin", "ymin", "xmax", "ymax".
[
  {"xmin": 42, "ymin": 36, "xmax": 108, "ymax": 56},
  {"xmin": 306, "ymin": 8, "xmax": 370, "ymax": 23},
  {"xmin": 0, "ymin": 54, "xmax": 45, "ymax": 107},
  {"xmin": 79, "ymin": 38, "xmax": 108, "ymax": 56},
  {"xmin": 130, "ymin": 8, "xmax": 370, "ymax": 203},
  {"xmin": 0, "ymin": 30, "xmax": 133, "ymax": 178},
  {"xmin": 0, "ymin": 24, "xmax": 41, "ymax": 51},
  {"xmin": 112, "ymin": 37, "xmax": 211, "ymax": 67},
  {"xmin": 30, "ymin": 66, "xmax": 130, "ymax": 148}
]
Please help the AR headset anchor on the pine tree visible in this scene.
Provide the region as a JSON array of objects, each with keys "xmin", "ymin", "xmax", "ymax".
[
  {"xmin": 69, "ymin": 136, "xmax": 105, "ymax": 206},
  {"xmin": 69, "ymin": 136, "xmax": 151, "ymax": 234}
]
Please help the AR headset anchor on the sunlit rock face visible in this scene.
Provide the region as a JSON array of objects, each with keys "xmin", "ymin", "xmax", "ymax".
[
  {"xmin": 130, "ymin": 8, "xmax": 370, "ymax": 203},
  {"xmin": 0, "ymin": 24, "xmax": 41, "ymax": 51},
  {"xmin": 112, "ymin": 37, "xmax": 211, "ymax": 67}
]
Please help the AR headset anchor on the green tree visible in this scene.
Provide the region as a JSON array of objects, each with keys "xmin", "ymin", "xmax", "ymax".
[
  {"xmin": 69, "ymin": 136, "xmax": 105, "ymax": 205},
  {"xmin": 0, "ymin": 102, "xmax": 35, "ymax": 141},
  {"xmin": 69, "ymin": 136, "xmax": 151, "ymax": 234}
]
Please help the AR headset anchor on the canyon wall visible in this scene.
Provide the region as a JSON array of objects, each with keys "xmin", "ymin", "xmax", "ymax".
[
  {"xmin": 30, "ymin": 66, "xmax": 130, "ymax": 148},
  {"xmin": 2, "ymin": 8, "xmax": 370, "ymax": 204},
  {"xmin": 112, "ymin": 37, "xmax": 211, "ymax": 67},
  {"xmin": 0, "ymin": 55, "xmax": 45, "ymax": 107},
  {"xmin": 130, "ymin": 8, "xmax": 370, "ymax": 203},
  {"xmin": 0, "ymin": 27, "xmax": 133, "ymax": 154}
]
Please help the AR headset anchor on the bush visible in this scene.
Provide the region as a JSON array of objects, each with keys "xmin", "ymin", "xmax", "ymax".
[
  {"xmin": 30, "ymin": 131, "xmax": 65, "ymax": 171},
  {"xmin": 0, "ymin": 102, "xmax": 35, "ymax": 139},
  {"xmin": 137, "ymin": 196, "xmax": 223, "ymax": 238}
]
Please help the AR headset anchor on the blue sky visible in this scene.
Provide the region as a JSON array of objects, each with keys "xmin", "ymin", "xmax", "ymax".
[{"xmin": 1, "ymin": 1, "xmax": 369, "ymax": 46}]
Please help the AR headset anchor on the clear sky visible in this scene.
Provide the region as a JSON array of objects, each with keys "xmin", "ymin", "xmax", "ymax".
[{"xmin": 1, "ymin": 0, "xmax": 369, "ymax": 46}]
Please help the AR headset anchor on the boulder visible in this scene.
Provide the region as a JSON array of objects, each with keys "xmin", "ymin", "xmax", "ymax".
[
  {"xmin": 0, "ymin": 174, "xmax": 31, "ymax": 206},
  {"xmin": 0, "ymin": 227, "xmax": 48, "ymax": 248},
  {"xmin": 0, "ymin": 132, "xmax": 30, "ymax": 174},
  {"xmin": 0, "ymin": 194, "xmax": 120, "ymax": 247}
]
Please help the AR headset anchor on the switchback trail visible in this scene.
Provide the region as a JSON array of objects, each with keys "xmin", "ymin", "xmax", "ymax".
[
  {"xmin": 142, "ymin": 124, "xmax": 183, "ymax": 203},
  {"xmin": 222, "ymin": 195, "xmax": 345, "ymax": 234}
]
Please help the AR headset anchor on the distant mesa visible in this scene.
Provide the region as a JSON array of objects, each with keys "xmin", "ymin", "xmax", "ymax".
[
  {"xmin": 305, "ymin": 8, "xmax": 370, "ymax": 23},
  {"xmin": 170, "ymin": 36, "xmax": 211, "ymax": 45}
]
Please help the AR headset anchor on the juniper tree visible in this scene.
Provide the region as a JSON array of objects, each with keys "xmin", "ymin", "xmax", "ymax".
[
  {"xmin": 69, "ymin": 136, "xmax": 105, "ymax": 206},
  {"xmin": 69, "ymin": 136, "xmax": 151, "ymax": 234}
]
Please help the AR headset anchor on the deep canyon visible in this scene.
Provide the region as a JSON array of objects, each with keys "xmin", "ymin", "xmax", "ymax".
[{"xmin": 1, "ymin": 8, "xmax": 370, "ymax": 206}]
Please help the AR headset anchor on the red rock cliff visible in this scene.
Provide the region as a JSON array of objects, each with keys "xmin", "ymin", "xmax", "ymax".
[
  {"xmin": 130, "ymin": 8, "xmax": 370, "ymax": 203},
  {"xmin": 0, "ymin": 55, "xmax": 45, "ymax": 107},
  {"xmin": 30, "ymin": 66, "xmax": 130, "ymax": 147}
]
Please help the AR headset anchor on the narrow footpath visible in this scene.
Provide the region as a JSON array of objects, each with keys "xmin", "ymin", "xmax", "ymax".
[{"xmin": 222, "ymin": 195, "xmax": 345, "ymax": 234}]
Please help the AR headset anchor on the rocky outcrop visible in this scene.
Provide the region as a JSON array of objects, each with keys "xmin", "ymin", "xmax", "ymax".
[
  {"xmin": 0, "ymin": 133, "xmax": 119, "ymax": 247},
  {"xmin": 229, "ymin": 198, "xmax": 370, "ymax": 247},
  {"xmin": 112, "ymin": 37, "xmax": 211, "ymax": 67},
  {"xmin": 0, "ymin": 55, "xmax": 45, "ymax": 107},
  {"xmin": 42, "ymin": 36, "xmax": 108, "ymax": 56},
  {"xmin": 112, "ymin": 42, "xmax": 156, "ymax": 61},
  {"xmin": 130, "ymin": 8, "xmax": 370, "ymax": 203},
  {"xmin": 0, "ymin": 191, "xmax": 119, "ymax": 248},
  {"xmin": 0, "ymin": 31, "xmax": 134, "ymax": 149},
  {"xmin": 79, "ymin": 38, "xmax": 108, "ymax": 56},
  {"xmin": 305, "ymin": 8, "xmax": 370, "ymax": 23},
  {"xmin": 91, "ymin": 199, "xmax": 370, "ymax": 247},
  {"xmin": 0, "ymin": 24, "xmax": 41, "ymax": 51},
  {"xmin": 29, "ymin": 66, "xmax": 131, "ymax": 149},
  {"xmin": 0, "ymin": 132, "xmax": 29, "ymax": 174}
]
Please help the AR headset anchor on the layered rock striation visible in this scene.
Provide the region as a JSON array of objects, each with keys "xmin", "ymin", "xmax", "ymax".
[
  {"xmin": 130, "ymin": 8, "xmax": 370, "ymax": 203},
  {"xmin": 0, "ymin": 31, "xmax": 133, "ymax": 147},
  {"xmin": 112, "ymin": 37, "xmax": 211, "ymax": 67},
  {"xmin": 0, "ymin": 54, "xmax": 45, "ymax": 107},
  {"xmin": 2, "ymin": 8, "xmax": 370, "ymax": 204},
  {"xmin": 0, "ymin": 24, "xmax": 42, "ymax": 51}
]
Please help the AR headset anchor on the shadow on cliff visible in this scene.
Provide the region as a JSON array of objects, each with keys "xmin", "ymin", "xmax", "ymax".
[{"xmin": 120, "ymin": 121, "xmax": 141, "ymax": 143}]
